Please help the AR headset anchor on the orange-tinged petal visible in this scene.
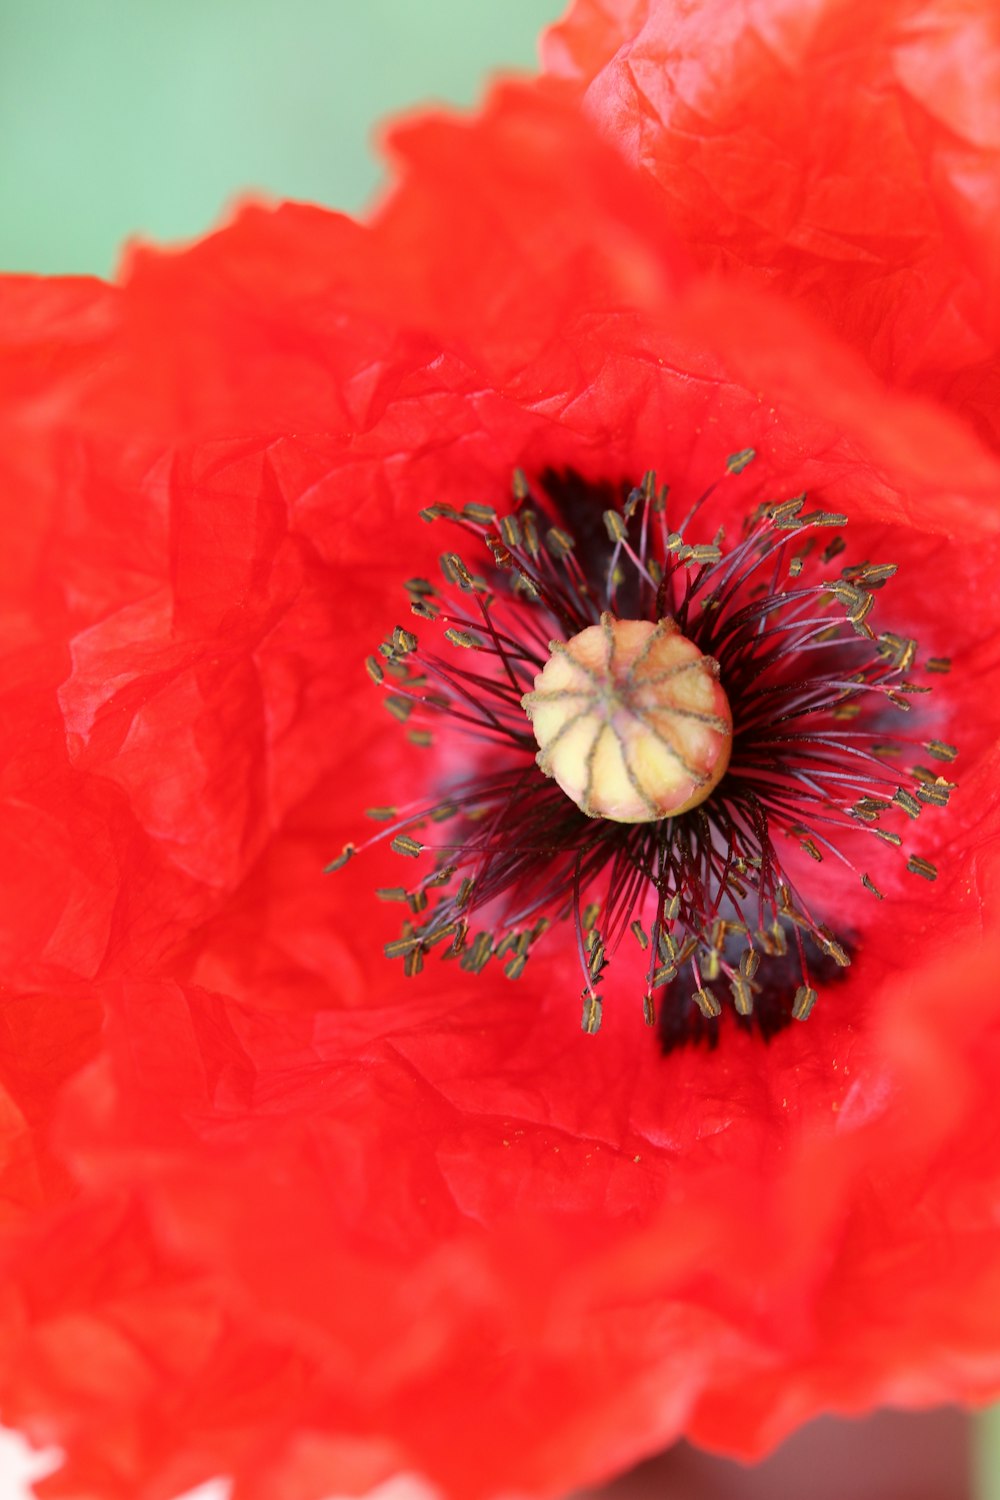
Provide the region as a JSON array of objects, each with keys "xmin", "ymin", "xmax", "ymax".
[{"xmin": 0, "ymin": 69, "xmax": 998, "ymax": 1500}]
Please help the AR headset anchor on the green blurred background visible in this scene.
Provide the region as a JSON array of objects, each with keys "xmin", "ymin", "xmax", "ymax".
[{"xmin": 0, "ymin": 0, "xmax": 555, "ymax": 276}]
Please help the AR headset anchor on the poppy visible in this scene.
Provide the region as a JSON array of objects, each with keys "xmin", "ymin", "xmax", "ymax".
[{"xmin": 2, "ymin": 43, "xmax": 1000, "ymax": 1500}]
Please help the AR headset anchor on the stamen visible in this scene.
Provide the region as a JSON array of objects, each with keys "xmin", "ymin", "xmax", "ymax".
[{"xmin": 335, "ymin": 458, "xmax": 954, "ymax": 1042}]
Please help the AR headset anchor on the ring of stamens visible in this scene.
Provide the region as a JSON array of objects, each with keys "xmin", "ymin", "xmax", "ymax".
[{"xmin": 329, "ymin": 457, "xmax": 955, "ymax": 1040}]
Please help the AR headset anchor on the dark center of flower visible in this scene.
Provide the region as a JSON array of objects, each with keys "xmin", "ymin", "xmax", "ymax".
[{"xmin": 329, "ymin": 454, "xmax": 956, "ymax": 1045}]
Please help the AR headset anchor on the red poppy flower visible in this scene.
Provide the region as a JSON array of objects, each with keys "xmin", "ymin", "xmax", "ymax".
[{"xmin": 3, "ymin": 29, "xmax": 1000, "ymax": 1500}]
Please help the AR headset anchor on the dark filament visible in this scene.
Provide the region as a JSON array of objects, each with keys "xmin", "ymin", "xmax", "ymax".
[{"xmin": 329, "ymin": 455, "xmax": 955, "ymax": 1043}]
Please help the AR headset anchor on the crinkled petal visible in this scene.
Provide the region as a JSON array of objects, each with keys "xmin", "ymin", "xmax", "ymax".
[
  {"xmin": 543, "ymin": 0, "xmax": 1000, "ymax": 445},
  {"xmin": 1, "ymin": 79, "xmax": 999, "ymax": 1500}
]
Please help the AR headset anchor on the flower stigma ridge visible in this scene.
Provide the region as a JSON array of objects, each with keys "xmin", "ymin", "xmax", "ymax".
[{"xmin": 328, "ymin": 455, "xmax": 956, "ymax": 1042}]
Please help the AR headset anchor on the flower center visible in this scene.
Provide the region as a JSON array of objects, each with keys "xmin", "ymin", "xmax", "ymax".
[
  {"xmin": 329, "ymin": 456, "xmax": 956, "ymax": 1043},
  {"xmin": 523, "ymin": 615, "xmax": 732, "ymax": 821}
]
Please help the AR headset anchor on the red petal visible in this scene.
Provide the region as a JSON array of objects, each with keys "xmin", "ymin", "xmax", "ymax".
[
  {"xmin": 0, "ymin": 76, "xmax": 999, "ymax": 1500},
  {"xmin": 543, "ymin": 0, "xmax": 1000, "ymax": 445}
]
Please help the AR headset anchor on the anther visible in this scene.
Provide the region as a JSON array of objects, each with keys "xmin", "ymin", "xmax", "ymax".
[
  {"xmin": 444, "ymin": 628, "xmax": 482, "ymax": 649},
  {"xmin": 391, "ymin": 834, "xmax": 424, "ymax": 858},
  {"xmin": 730, "ymin": 974, "xmax": 754, "ymax": 1016},
  {"xmin": 695, "ymin": 988, "xmax": 722, "ymax": 1019},
  {"xmin": 462, "ymin": 503, "xmax": 496, "ymax": 525},
  {"xmin": 739, "ymin": 949, "xmax": 760, "ymax": 980},
  {"xmin": 392, "ymin": 626, "xmax": 418, "ymax": 654},
  {"xmin": 893, "ymin": 788, "xmax": 922, "ymax": 819},
  {"xmin": 726, "ymin": 448, "xmax": 756, "ymax": 475},
  {"xmin": 603, "ymin": 510, "xmax": 627, "ymax": 543},
  {"xmin": 792, "ymin": 985, "xmax": 818, "ymax": 1021},
  {"xmin": 546, "ymin": 527, "xmax": 575, "ymax": 556},
  {"xmin": 582, "ymin": 994, "xmax": 603, "ymax": 1033}
]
